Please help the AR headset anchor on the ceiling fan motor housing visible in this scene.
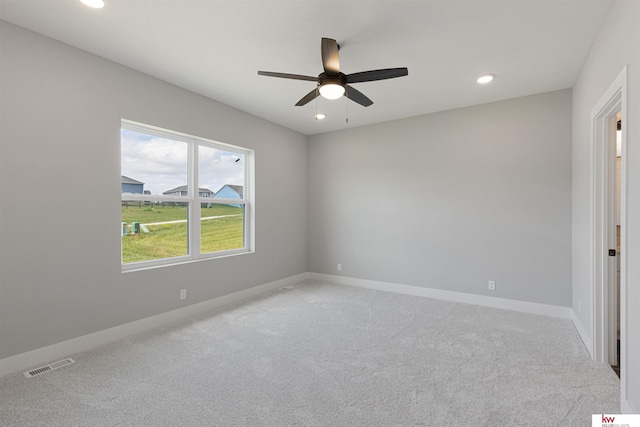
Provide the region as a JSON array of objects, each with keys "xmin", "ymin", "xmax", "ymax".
[
  {"xmin": 319, "ymin": 72, "xmax": 346, "ymax": 85},
  {"xmin": 319, "ymin": 71, "xmax": 346, "ymax": 89}
]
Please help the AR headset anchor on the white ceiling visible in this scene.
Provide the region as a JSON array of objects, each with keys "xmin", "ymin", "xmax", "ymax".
[{"xmin": 0, "ymin": 0, "xmax": 612, "ymax": 135}]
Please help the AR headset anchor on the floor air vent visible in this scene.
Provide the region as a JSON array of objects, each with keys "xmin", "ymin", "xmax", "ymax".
[{"xmin": 24, "ymin": 358, "xmax": 75, "ymax": 378}]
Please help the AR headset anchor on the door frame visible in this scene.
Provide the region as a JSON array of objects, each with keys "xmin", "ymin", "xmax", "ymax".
[{"xmin": 590, "ymin": 65, "xmax": 627, "ymax": 396}]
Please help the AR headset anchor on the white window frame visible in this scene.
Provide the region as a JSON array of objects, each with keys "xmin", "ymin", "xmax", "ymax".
[{"xmin": 121, "ymin": 119, "xmax": 254, "ymax": 272}]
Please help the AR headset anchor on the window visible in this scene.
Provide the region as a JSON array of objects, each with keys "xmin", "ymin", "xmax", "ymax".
[{"xmin": 120, "ymin": 120, "xmax": 253, "ymax": 270}]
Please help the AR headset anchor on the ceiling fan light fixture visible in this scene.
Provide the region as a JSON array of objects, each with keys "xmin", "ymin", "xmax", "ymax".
[
  {"xmin": 80, "ymin": 0, "xmax": 106, "ymax": 8},
  {"xmin": 319, "ymin": 82, "xmax": 345, "ymax": 100}
]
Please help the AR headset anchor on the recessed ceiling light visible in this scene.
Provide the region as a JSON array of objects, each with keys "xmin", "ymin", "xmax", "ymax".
[
  {"xmin": 80, "ymin": 0, "xmax": 106, "ymax": 9},
  {"xmin": 315, "ymin": 113, "xmax": 326, "ymax": 120},
  {"xmin": 477, "ymin": 74, "xmax": 495, "ymax": 84}
]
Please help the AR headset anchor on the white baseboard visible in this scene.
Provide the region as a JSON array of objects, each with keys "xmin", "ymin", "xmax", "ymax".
[
  {"xmin": 309, "ymin": 273, "xmax": 573, "ymax": 319},
  {"xmin": 571, "ymin": 310, "xmax": 594, "ymax": 358},
  {"xmin": 0, "ymin": 273, "xmax": 308, "ymax": 378}
]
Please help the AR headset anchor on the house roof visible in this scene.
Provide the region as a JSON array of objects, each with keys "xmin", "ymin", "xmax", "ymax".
[
  {"xmin": 217, "ymin": 185, "xmax": 243, "ymax": 196},
  {"xmin": 121, "ymin": 175, "xmax": 144, "ymax": 185},
  {"xmin": 0, "ymin": 1, "xmax": 613, "ymax": 136},
  {"xmin": 163, "ymin": 185, "xmax": 214, "ymax": 195}
]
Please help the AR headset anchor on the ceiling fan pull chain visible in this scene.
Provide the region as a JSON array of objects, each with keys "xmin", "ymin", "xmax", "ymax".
[
  {"xmin": 315, "ymin": 85, "xmax": 319, "ymax": 120},
  {"xmin": 346, "ymin": 86, "xmax": 349, "ymax": 123}
]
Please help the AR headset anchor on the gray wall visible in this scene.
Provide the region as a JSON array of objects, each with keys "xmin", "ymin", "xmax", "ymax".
[
  {"xmin": 571, "ymin": 0, "xmax": 640, "ymax": 412},
  {"xmin": 308, "ymin": 90, "xmax": 573, "ymax": 307},
  {"xmin": 0, "ymin": 22, "xmax": 308, "ymax": 360}
]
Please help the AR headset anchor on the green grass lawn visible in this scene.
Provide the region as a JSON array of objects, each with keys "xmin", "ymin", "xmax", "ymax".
[
  {"xmin": 122, "ymin": 204, "xmax": 244, "ymax": 264},
  {"xmin": 200, "ymin": 214, "xmax": 244, "ymax": 254}
]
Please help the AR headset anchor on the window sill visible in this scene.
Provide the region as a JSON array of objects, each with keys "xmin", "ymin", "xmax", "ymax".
[{"xmin": 121, "ymin": 249, "xmax": 254, "ymax": 273}]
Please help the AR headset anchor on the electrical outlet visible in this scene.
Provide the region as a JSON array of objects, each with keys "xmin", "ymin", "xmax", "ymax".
[
  {"xmin": 180, "ymin": 289, "xmax": 187, "ymax": 300},
  {"xmin": 488, "ymin": 280, "xmax": 495, "ymax": 291},
  {"xmin": 337, "ymin": 263, "xmax": 342, "ymax": 271}
]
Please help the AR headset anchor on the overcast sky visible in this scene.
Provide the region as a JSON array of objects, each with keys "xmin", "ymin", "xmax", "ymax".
[{"xmin": 121, "ymin": 129, "xmax": 244, "ymax": 196}]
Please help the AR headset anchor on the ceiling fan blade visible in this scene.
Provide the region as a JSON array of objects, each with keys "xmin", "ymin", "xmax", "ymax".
[
  {"xmin": 258, "ymin": 71, "xmax": 318, "ymax": 82},
  {"xmin": 295, "ymin": 88, "xmax": 320, "ymax": 106},
  {"xmin": 345, "ymin": 85, "xmax": 373, "ymax": 107},
  {"xmin": 346, "ymin": 68, "xmax": 408, "ymax": 84},
  {"xmin": 321, "ymin": 38, "xmax": 340, "ymax": 75}
]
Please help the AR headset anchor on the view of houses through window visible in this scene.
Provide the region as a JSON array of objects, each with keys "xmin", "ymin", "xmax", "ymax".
[{"xmin": 120, "ymin": 121, "xmax": 252, "ymax": 268}]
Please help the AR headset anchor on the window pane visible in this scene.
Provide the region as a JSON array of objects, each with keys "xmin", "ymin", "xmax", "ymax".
[
  {"xmin": 121, "ymin": 129, "xmax": 188, "ymax": 197},
  {"xmin": 200, "ymin": 204, "xmax": 244, "ymax": 254},
  {"xmin": 199, "ymin": 145, "xmax": 245, "ymax": 200},
  {"xmin": 122, "ymin": 201, "xmax": 189, "ymax": 263}
]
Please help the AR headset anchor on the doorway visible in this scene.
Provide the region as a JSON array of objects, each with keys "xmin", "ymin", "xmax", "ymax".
[
  {"xmin": 611, "ymin": 113, "xmax": 622, "ymax": 376},
  {"xmin": 590, "ymin": 66, "xmax": 627, "ymax": 388}
]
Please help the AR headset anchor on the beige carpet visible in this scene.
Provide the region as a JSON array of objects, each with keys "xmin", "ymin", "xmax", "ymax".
[{"xmin": 0, "ymin": 279, "xmax": 620, "ymax": 426}]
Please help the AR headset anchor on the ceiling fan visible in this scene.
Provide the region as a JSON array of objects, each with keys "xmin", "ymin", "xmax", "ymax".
[{"xmin": 258, "ymin": 37, "xmax": 408, "ymax": 107}]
